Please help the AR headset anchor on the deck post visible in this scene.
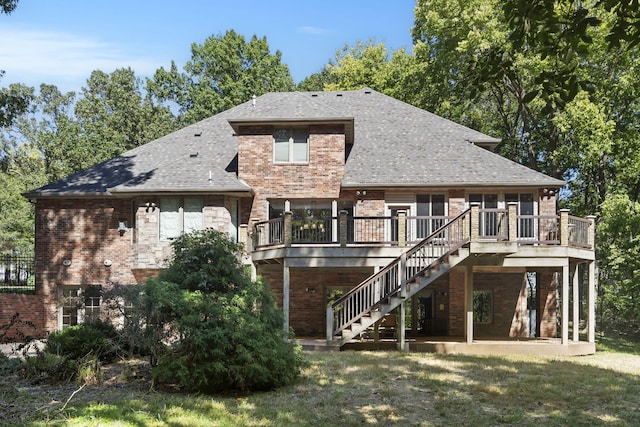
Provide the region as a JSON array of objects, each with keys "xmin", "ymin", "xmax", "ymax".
[
  {"xmin": 507, "ymin": 202, "xmax": 518, "ymax": 242},
  {"xmin": 332, "ymin": 200, "xmax": 338, "ymax": 243},
  {"xmin": 339, "ymin": 210, "xmax": 348, "ymax": 247},
  {"xmin": 587, "ymin": 215, "xmax": 596, "ymax": 249},
  {"xmin": 399, "ymin": 253, "xmax": 407, "ymax": 298},
  {"xmin": 283, "ymin": 259, "xmax": 290, "ymax": 340},
  {"xmin": 559, "ymin": 209, "xmax": 570, "ymax": 246},
  {"xmin": 588, "ymin": 261, "xmax": 596, "ymax": 343},
  {"xmin": 326, "ymin": 305, "xmax": 334, "ymax": 343},
  {"xmin": 398, "ymin": 301, "xmax": 408, "ymax": 351},
  {"xmin": 465, "ymin": 265, "xmax": 474, "ymax": 344},
  {"xmin": 470, "ymin": 203, "xmax": 480, "ymax": 242},
  {"xmin": 398, "ymin": 210, "xmax": 407, "ymax": 246},
  {"xmin": 562, "ymin": 261, "xmax": 569, "ymax": 345},
  {"xmin": 572, "ymin": 263, "xmax": 580, "ymax": 342},
  {"xmin": 250, "ymin": 218, "xmax": 260, "ymax": 249},
  {"xmin": 284, "ymin": 211, "xmax": 293, "ymax": 247}
]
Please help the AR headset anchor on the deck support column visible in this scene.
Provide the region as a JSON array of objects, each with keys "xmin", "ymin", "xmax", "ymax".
[
  {"xmin": 397, "ymin": 301, "xmax": 408, "ymax": 351},
  {"xmin": 572, "ymin": 263, "xmax": 580, "ymax": 342},
  {"xmin": 562, "ymin": 262, "xmax": 569, "ymax": 345},
  {"xmin": 587, "ymin": 215, "xmax": 597, "ymax": 344},
  {"xmin": 588, "ymin": 260, "xmax": 596, "ymax": 343},
  {"xmin": 465, "ymin": 266, "xmax": 474, "ymax": 344},
  {"xmin": 283, "ymin": 259, "xmax": 290, "ymax": 340}
]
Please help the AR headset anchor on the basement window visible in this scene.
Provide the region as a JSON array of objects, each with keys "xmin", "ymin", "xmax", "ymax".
[
  {"xmin": 59, "ymin": 285, "xmax": 102, "ymax": 329},
  {"xmin": 473, "ymin": 290, "xmax": 493, "ymax": 324}
]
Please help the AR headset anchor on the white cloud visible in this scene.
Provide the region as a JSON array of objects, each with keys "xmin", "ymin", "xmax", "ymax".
[
  {"xmin": 0, "ymin": 25, "xmax": 162, "ymax": 91},
  {"xmin": 297, "ymin": 26, "xmax": 331, "ymax": 35}
]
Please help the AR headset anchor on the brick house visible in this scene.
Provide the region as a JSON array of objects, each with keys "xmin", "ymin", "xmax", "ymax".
[{"xmin": 20, "ymin": 88, "xmax": 595, "ymax": 354}]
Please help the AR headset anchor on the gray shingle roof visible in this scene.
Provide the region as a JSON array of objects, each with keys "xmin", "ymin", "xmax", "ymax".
[{"xmin": 26, "ymin": 88, "xmax": 563, "ymax": 198}]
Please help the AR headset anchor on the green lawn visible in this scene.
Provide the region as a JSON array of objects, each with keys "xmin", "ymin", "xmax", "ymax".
[{"xmin": 11, "ymin": 336, "xmax": 640, "ymax": 426}]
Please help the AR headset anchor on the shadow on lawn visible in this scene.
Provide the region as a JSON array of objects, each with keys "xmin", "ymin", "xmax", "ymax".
[
  {"xmin": 596, "ymin": 333, "xmax": 640, "ymax": 355},
  {"xmin": 45, "ymin": 350, "xmax": 640, "ymax": 426}
]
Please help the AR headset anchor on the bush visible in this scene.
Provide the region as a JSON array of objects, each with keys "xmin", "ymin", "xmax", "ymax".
[
  {"xmin": 0, "ymin": 351, "xmax": 20, "ymax": 373},
  {"xmin": 143, "ymin": 229, "xmax": 305, "ymax": 393},
  {"xmin": 22, "ymin": 349, "xmax": 76, "ymax": 384},
  {"xmin": 46, "ymin": 320, "xmax": 119, "ymax": 363}
]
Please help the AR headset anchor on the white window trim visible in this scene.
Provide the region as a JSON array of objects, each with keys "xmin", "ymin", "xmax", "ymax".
[
  {"xmin": 273, "ymin": 128, "xmax": 309, "ymax": 164},
  {"xmin": 58, "ymin": 286, "xmax": 102, "ymax": 330},
  {"xmin": 159, "ymin": 196, "xmax": 204, "ymax": 241}
]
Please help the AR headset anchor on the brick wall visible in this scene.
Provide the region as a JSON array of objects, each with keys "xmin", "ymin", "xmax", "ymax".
[
  {"xmin": 473, "ymin": 272, "xmax": 529, "ymax": 338},
  {"xmin": 537, "ymin": 269, "xmax": 558, "ymax": 338},
  {"xmin": 34, "ymin": 198, "xmax": 136, "ymax": 334},
  {"xmin": 445, "ymin": 269, "xmax": 552, "ymax": 339},
  {"xmin": 448, "ymin": 268, "xmax": 466, "ymax": 336},
  {"xmin": 258, "ymin": 265, "xmax": 373, "ymax": 336},
  {"xmin": 448, "ymin": 189, "xmax": 466, "ymax": 217},
  {"xmin": 238, "ymin": 124, "xmax": 346, "ymax": 222},
  {"xmin": 28, "ymin": 195, "xmax": 236, "ymax": 335},
  {"xmin": 0, "ymin": 294, "xmax": 44, "ymax": 340}
]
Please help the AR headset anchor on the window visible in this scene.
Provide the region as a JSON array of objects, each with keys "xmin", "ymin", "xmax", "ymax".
[
  {"xmin": 59, "ymin": 285, "xmax": 102, "ymax": 329},
  {"xmin": 416, "ymin": 194, "xmax": 446, "ymax": 238},
  {"xmin": 274, "ymin": 128, "xmax": 308, "ymax": 163},
  {"xmin": 160, "ymin": 196, "xmax": 203, "ymax": 240},
  {"xmin": 473, "ymin": 290, "xmax": 492, "ymax": 323},
  {"xmin": 470, "ymin": 193, "xmax": 499, "ymax": 237},
  {"xmin": 506, "ymin": 193, "xmax": 536, "ymax": 239},
  {"xmin": 270, "ymin": 199, "xmax": 335, "ymax": 243}
]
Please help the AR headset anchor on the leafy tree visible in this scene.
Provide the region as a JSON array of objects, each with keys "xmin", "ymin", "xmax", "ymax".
[
  {"xmin": 296, "ymin": 66, "xmax": 336, "ymax": 92},
  {"xmin": 304, "ymin": 41, "xmax": 423, "ymax": 106},
  {"xmin": 597, "ymin": 194, "xmax": 640, "ymax": 332},
  {"xmin": 412, "ymin": 0, "xmax": 569, "ymax": 176},
  {"xmin": 0, "ymin": 80, "xmax": 32, "ymax": 127},
  {"xmin": 0, "ymin": 69, "xmax": 177, "ymax": 252},
  {"xmin": 0, "ymin": 0, "xmax": 25, "ymax": 126},
  {"xmin": 0, "ymin": 0, "xmax": 18, "ymax": 14},
  {"xmin": 0, "ymin": 151, "xmax": 42, "ymax": 252},
  {"xmin": 147, "ymin": 30, "xmax": 295, "ymax": 124},
  {"xmin": 0, "ymin": 85, "xmax": 44, "ymax": 252},
  {"xmin": 136, "ymin": 229, "xmax": 304, "ymax": 393},
  {"xmin": 74, "ymin": 68, "xmax": 177, "ymax": 167}
]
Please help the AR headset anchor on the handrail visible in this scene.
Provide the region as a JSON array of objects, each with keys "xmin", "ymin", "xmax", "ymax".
[
  {"xmin": 568, "ymin": 215, "xmax": 591, "ymax": 248},
  {"xmin": 328, "ymin": 208, "xmax": 471, "ymax": 337}
]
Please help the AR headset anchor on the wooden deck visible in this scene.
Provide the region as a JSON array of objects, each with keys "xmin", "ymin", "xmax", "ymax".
[{"xmin": 296, "ymin": 336, "xmax": 596, "ymax": 356}]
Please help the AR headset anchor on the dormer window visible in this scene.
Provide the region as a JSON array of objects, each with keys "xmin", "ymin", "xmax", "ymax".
[{"xmin": 274, "ymin": 128, "xmax": 308, "ymax": 163}]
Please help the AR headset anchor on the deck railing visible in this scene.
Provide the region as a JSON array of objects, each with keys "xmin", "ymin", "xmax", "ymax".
[
  {"xmin": 253, "ymin": 218, "xmax": 284, "ymax": 247},
  {"xmin": 350, "ymin": 216, "xmax": 394, "ymax": 244},
  {"xmin": 517, "ymin": 215, "xmax": 560, "ymax": 244},
  {"xmin": 478, "ymin": 208, "xmax": 508, "ymax": 240},
  {"xmin": 252, "ymin": 209, "xmax": 594, "ymax": 250},
  {"xmin": 291, "ymin": 216, "xmax": 334, "ymax": 244},
  {"xmin": 568, "ymin": 215, "xmax": 591, "ymax": 248}
]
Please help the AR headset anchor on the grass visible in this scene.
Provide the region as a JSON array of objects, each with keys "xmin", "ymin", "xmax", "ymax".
[{"xmin": 10, "ymin": 336, "xmax": 640, "ymax": 426}]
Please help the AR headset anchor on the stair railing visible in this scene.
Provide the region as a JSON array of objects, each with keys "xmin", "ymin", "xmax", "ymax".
[{"xmin": 327, "ymin": 208, "xmax": 471, "ymax": 340}]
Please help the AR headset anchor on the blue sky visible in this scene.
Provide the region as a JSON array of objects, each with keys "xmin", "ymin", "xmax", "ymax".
[{"xmin": 0, "ymin": 1, "xmax": 416, "ymax": 93}]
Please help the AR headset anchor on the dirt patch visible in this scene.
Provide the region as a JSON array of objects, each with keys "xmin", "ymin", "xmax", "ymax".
[{"xmin": 0, "ymin": 358, "xmax": 152, "ymax": 425}]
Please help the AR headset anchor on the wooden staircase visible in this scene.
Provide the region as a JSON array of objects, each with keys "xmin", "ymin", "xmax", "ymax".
[{"xmin": 326, "ymin": 209, "xmax": 472, "ymax": 346}]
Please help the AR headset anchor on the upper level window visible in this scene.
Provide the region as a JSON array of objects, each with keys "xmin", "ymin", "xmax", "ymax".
[
  {"xmin": 274, "ymin": 128, "xmax": 308, "ymax": 163},
  {"xmin": 416, "ymin": 194, "xmax": 446, "ymax": 238},
  {"xmin": 160, "ymin": 196, "xmax": 203, "ymax": 240}
]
